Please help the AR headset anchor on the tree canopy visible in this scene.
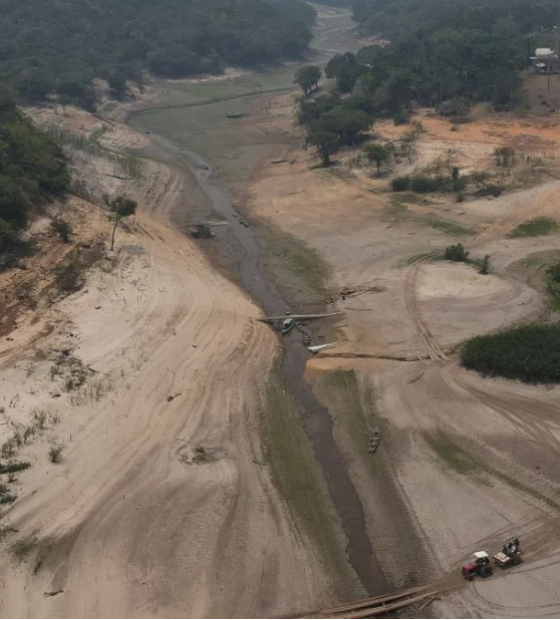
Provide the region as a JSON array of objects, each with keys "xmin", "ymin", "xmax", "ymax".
[
  {"xmin": 364, "ymin": 143, "xmax": 391, "ymax": 175},
  {"xmin": 352, "ymin": 0, "xmax": 560, "ymax": 40},
  {"xmin": 110, "ymin": 196, "xmax": 138, "ymax": 250},
  {"xmin": 294, "ymin": 66, "xmax": 322, "ymax": 95},
  {"xmin": 298, "ymin": 92, "xmax": 374, "ymax": 165},
  {"xmin": 0, "ymin": 0, "xmax": 316, "ymax": 108},
  {"xmin": 0, "ymin": 91, "xmax": 69, "ymax": 252},
  {"xmin": 348, "ymin": 0, "xmax": 560, "ymax": 110}
]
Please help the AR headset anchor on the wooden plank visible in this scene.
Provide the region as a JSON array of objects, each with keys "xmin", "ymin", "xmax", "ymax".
[
  {"xmin": 259, "ymin": 312, "xmax": 343, "ymax": 323},
  {"xmin": 322, "ymin": 585, "xmax": 428, "ymax": 615},
  {"xmin": 419, "ymin": 595, "xmax": 437, "ymax": 610},
  {"xmin": 342, "ymin": 590, "xmax": 442, "ymax": 619}
]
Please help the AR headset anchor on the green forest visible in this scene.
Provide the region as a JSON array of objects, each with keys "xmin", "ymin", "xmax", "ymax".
[
  {"xmin": 0, "ymin": 0, "xmax": 316, "ymax": 108},
  {"xmin": 461, "ymin": 325, "xmax": 560, "ymax": 384},
  {"xmin": 294, "ymin": 0, "xmax": 560, "ymax": 166},
  {"xmin": 344, "ymin": 0, "xmax": 560, "ymax": 109},
  {"xmin": 0, "ymin": 91, "xmax": 69, "ymax": 253},
  {"xmin": 352, "ymin": 0, "xmax": 560, "ymax": 39}
]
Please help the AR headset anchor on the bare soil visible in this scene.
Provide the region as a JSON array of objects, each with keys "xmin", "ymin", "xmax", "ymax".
[
  {"xmin": 242, "ymin": 91, "xmax": 560, "ymax": 617},
  {"xmin": 5, "ymin": 10, "xmax": 560, "ymax": 618},
  {"xmin": 0, "ymin": 101, "xmax": 341, "ymax": 618}
]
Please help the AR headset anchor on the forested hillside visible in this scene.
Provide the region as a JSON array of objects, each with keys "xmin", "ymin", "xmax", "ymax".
[
  {"xmin": 313, "ymin": 0, "xmax": 349, "ymax": 6},
  {"xmin": 0, "ymin": 0, "xmax": 316, "ymax": 108},
  {"xmin": 0, "ymin": 92, "xmax": 69, "ymax": 252},
  {"xmin": 324, "ymin": 0, "xmax": 560, "ymax": 110},
  {"xmin": 352, "ymin": 0, "xmax": 560, "ymax": 39}
]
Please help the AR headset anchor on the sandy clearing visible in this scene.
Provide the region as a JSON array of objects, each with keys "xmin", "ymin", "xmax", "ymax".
[
  {"xmin": 416, "ymin": 263, "xmax": 510, "ymax": 300},
  {"xmin": 0, "ymin": 110, "xmax": 334, "ymax": 617},
  {"xmin": 28, "ymin": 105, "xmax": 150, "ymax": 151},
  {"xmin": 49, "ymin": 42, "xmax": 560, "ymax": 615},
  {"xmin": 241, "ymin": 90, "xmax": 560, "ymax": 616}
]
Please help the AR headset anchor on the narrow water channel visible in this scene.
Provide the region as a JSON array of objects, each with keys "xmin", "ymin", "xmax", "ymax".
[{"xmin": 129, "ymin": 122, "xmax": 387, "ymax": 596}]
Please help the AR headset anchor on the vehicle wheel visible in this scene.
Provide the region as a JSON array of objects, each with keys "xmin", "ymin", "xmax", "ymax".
[
  {"xmin": 481, "ymin": 565, "xmax": 493, "ymax": 578},
  {"xmin": 468, "ymin": 574, "xmax": 474, "ymax": 582}
]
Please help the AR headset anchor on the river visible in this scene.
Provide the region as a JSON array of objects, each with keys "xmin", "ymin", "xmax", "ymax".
[{"xmin": 129, "ymin": 8, "xmax": 387, "ymax": 598}]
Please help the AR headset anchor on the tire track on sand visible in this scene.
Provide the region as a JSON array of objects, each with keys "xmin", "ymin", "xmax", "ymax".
[
  {"xmin": 404, "ymin": 255, "xmax": 449, "ymax": 362},
  {"xmin": 0, "ymin": 153, "xmax": 333, "ymax": 617}
]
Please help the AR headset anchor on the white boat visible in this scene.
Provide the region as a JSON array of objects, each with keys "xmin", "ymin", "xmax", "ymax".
[{"xmin": 308, "ymin": 342, "xmax": 335, "ymax": 353}]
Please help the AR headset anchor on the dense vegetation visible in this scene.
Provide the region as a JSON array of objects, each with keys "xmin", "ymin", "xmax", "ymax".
[
  {"xmin": 352, "ymin": 0, "xmax": 560, "ymax": 41},
  {"xmin": 0, "ymin": 92, "xmax": 69, "ymax": 253},
  {"xmin": 336, "ymin": 0, "xmax": 560, "ymax": 111},
  {"xmin": 294, "ymin": 66, "xmax": 322, "ymax": 96},
  {"xmin": 296, "ymin": 1, "xmax": 555, "ymax": 163},
  {"xmin": 462, "ymin": 325, "xmax": 560, "ymax": 383},
  {"xmin": 0, "ymin": 0, "xmax": 316, "ymax": 108},
  {"xmin": 298, "ymin": 89, "xmax": 374, "ymax": 164}
]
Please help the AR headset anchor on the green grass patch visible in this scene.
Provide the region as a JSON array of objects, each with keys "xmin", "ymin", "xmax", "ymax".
[
  {"xmin": 462, "ymin": 324, "xmax": 560, "ymax": 383},
  {"xmin": 89, "ymin": 125, "xmax": 110, "ymax": 145},
  {"xmin": 391, "ymin": 192, "xmax": 434, "ymax": 206},
  {"xmin": 544, "ymin": 261, "xmax": 560, "ymax": 311},
  {"xmin": 521, "ymin": 255, "xmax": 545, "ymax": 268},
  {"xmin": 316, "ymin": 370, "xmax": 428, "ymax": 582},
  {"xmin": 386, "ymin": 200, "xmax": 473, "ymax": 236},
  {"xmin": 425, "ymin": 217, "xmax": 473, "ymax": 236},
  {"xmin": 545, "ymin": 275, "xmax": 560, "ymax": 310},
  {"xmin": 255, "ymin": 224, "xmax": 328, "ymax": 307},
  {"xmin": 508, "ymin": 217, "xmax": 558, "ymax": 238},
  {"xmin": 387, "ymin": 198, "xmax": 409, "ymax": 216},
  {"xmin": 10, "ymin": 536, "xmax": 39, "ymax": 563},
  {"xmin": 318, "ymin": 370, "xmax": 378, "ymax": 450},
  {"xmin": 0, "ymin": 461, "xmax": 30, "ymax": 475},
  {"xmin": 262, "ymin": 369, "xmax": 351, "ymax": 586},
  {"xmin": 423, "ymin": 433, "xmax": 477, "ymax": 475},
  {"xmin": 0, "ymin": 481, "xmax": 16, "ymax": 504}
]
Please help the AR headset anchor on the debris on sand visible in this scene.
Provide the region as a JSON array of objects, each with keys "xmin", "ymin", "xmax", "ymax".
[
  {"xmin": 166, "ymin": 393, "xmax": 182, "ymax": 403},
  {"xmin": 339, "ymin": 285, "xmax": 384, "ymax": 301},
  {"xmin": 368, "ymin": 427, "xmax": 381, "ymax": 453}
]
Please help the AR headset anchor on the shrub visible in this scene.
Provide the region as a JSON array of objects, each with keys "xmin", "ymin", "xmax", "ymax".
[
  {"xmin": 50, "ymin": 218, "xmax": 72, "ymax": 243},
  {"xmin": 0, "ymin": 461, "xmax": 30, "ymax": 474},
  {"xmin": 1, "ymin": 440, "xmax": 16, "ymax": 459},
  {"xmin": 32, "ymin": 409, "xmax": 47, "ymax": 431},
  {"xmin": 393, "ymin": 110, "xmax": 410, "ymax": 125},
  {"xmin": 478, "ymin": 254, "xmax": 491, "ymax": 275},
  {"xmin": 462, "ymin": 325, "xmax": 560, "ymax": 383},
  {"xmin": 391, "ymin": 176, "xmax": 410, "ymax": 191},
  {"xmin": 55, "ymin": 262, "xmax": 83, "ymax": 293},
  {"xmin": 475, "ymin": 184, "xmax": 504, "ymax": 198},
  {"xmin": 411, "ymin": 175, "xmax": 443, "ymax": 193},
  {"xmin": 495, "ymin": 146, "xmax": 515, "ymax": 167},
  {"xmin": 547, "ymin": 261, "xmax": 560, "ymax": 283},
  {"xmin": 452, "ymin": 168, "xmax": 467, "ymax": 193},
  {"xmin": 444, "ymin": 243, "xmax": 469, "ymax": 262},
  {"xmin": 0, "ymin": 481, "xmax": 16, "ymax": 504},
  {"xmin": 48, "ymin": 445, "xmax": 64, "ymax": 463}
]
